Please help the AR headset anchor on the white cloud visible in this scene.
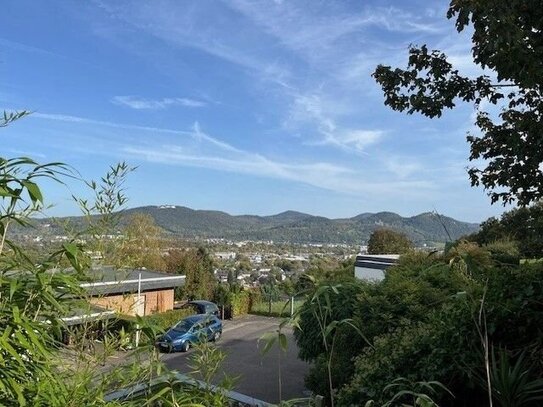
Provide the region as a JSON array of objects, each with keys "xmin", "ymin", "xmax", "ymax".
[
  {"xmin": 285, "ymin": 92, "xmax": 383, "ymax": 153},
  {"xmin": 33, "ymin": 112, "xmax": 189, "ymax": 135},
  {"xmin": 89, "ymin": 1, "xmax": 452, "ymax": 159},
  {"xmin": 190, "ymin": 121, "xmax": 243, "ymax": 154},
  {"xmin": 82, "ymin": 1, "xmax": 469, "ymax": 192},
  {"xmin": 111, "ymin": 95, "xmax": 206, "ymax": 109},
  {"xmin": 92, "ymin": 0, "xmax": 292, "ymax": 82},
  {"xmin": 326, "ymin": 130, "xmax": 383, "ymax": 152},
  {"xmin": 384, "ymin": 157, "xmax": 423, "ymax": 179},
  {"xmin": 123, "ymin": 143, "xmax": 433, "ymax": 198},
  {"xmin": 4, "ymin": 148, "xmax": 47, "ymax": 159},
  {"xmin": 31, "ymin": 111, "xmax": 433, "ymax": 198},
  {"xmin": 227, "ymin": 2, "xmax": 445, "ymax": 59}
]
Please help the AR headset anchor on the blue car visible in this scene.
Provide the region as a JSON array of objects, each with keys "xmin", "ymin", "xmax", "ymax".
[
  {"xmin": 180, "ymin": 300, "xmax": 219, "ymax": 317},
  {"xmin": 156, "ymin": 314, "xmax": 222, "ymax": 352}
]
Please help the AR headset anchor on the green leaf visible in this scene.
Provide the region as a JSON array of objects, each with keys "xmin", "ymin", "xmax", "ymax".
[
  {"xmin": 9, "ymin": 279, "xmax": 17, "ymax": 301},
  {"xmin": 62, "ymin": 242, "xmax": 78, "ymax": 258},
  {"xmin": 21, "ymin": 180, "xmax": 43, "ymax": 203},
  {"xmin": 11, "ymin": 305, "xmax": 21, "ymax": 324},
  {"xmin": 0, "ymin": 186, "xmax": 14, "ymax": 197},
  {"xmin": 144, "ymin": 386, "xmax": 172, "ymax": 404},
  {"xmin": 324, "ymin": 320, "xmax": 338, "ymax": 338},
  {"xmin": 278, "ymin": 332, "xmax": 288, "ymax": 352},
  {"xmin": 258, "ymin": 332, "xmax": 277, "ymax": 355}
]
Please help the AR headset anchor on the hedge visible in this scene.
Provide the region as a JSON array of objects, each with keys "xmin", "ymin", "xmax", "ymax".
[
  {"xmin": 230, "ymin": 291, "xmax": 251, "ymax": 317},
  {"xmin": 141, "ymin": 308, "xmax": 195, "ymax": 331},
  {"xmin": 121, "ymin": 308, "xmax": 194, "ymax": 333}
]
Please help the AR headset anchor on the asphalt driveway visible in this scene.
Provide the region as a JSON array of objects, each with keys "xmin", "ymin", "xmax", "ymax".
[{"xmin": 160, "ymin": 314, "xmax": 310, "ymax": 404}]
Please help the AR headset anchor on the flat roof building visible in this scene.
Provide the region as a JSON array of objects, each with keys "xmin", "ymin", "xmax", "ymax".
[
  {"xmin": 354, "ymin": 254, "xmax": 400, "ymax": 282},
  {"xmin": 81, "ymin": 267, "xmax": 185, "ymax": 316}
]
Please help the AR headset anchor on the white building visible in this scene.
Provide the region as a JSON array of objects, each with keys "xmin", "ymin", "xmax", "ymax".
[
  {"xmin": 354, "ymin": 254, "xmax": 400, "ymax": 282},
  {"xmin": 214, "ymin": 252, "xmax": 237, "ymax": 260}
]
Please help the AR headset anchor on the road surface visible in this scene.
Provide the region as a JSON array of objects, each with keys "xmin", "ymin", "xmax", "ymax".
[{"xmin": 161, "ymin": 314, "xmax": 310, "ymax": 404}]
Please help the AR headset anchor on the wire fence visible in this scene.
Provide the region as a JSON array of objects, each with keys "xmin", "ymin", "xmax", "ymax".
[{"xmin": 249, "ymin": 296, "xmax": 304, "ymax": 318}]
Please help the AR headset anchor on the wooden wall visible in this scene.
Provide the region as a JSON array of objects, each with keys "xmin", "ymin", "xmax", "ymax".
[
  {"xmin": 144, "ymin": 289, "xmax": 174, "ymax": 315},
  {"xmin": 89, "ymin": 289, "xmax": 174, "ymax": 316}
]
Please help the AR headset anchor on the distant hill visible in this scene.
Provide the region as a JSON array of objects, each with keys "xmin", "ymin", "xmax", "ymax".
[{"xmin": 26, "ymin": 205, "xmax": 479, "ymax": 245}]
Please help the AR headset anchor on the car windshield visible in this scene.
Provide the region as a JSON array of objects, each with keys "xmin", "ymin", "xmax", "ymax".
[{"xmin": 171, "ymin": 320, "xmax": 193, "ymax": 332}]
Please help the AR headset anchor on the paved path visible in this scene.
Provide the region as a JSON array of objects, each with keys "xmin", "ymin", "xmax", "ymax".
[{"xmin": 161, "ymin": 314, "xmax": 310, "ymax": 404}]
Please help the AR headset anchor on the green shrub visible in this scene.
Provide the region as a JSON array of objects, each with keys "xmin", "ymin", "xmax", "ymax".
[
  {"xmin": 230, "ymin": 291, "xmax": 251, "ymax": 317},
  {"xmin": 484, "ymin": 239, "xmax": 521, "ymax": 265},
  {"xmin": 294, "ymin": 282, "xmax": 366, "ymax": 362},
  {"xmin": 304, "ymin": 327, "xmax": 363, "ymax": 401},
  {"xmin": 468, "ymin": 202, "xmax": 543, "ymax": 259},
  {"xmin": 144, "ymin": 308, "xmax": 195, "ymax": 330},
  {"xmin": 337, "ymin": 262, "xmax": 543, "ymax": 406},
  {"xmin": 337, "ymin": 312, "xmax": 478, "ymax": 406},
  {"xmin": 354, "ymin": 256, "xmax": 468, "ymax": 342}
]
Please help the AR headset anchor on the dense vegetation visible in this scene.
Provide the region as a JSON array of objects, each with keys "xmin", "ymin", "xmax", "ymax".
[
  {"xmin": 335, "ymin": 3, "xmax": 543, "ymax": 401},
  {"xmin": 295, "ymin": 246, "xmax": 543, "ymax": 406},
  {"xmin": 466, "ymin": 202, "xmax": 543, "ymax": 259},
  {"xmin": 367, "ymin": 228, "xmax": 413, "ymax": 254},
  {"xmin": 165, "ymin": 246, "xmax": 216, "ymax": 301},
  {"xmin": 0, "ymin": 112, "xmax": 232, "ymax": 406}
]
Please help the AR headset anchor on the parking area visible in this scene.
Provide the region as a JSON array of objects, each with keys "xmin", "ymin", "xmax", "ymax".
[{"xmin": 161, "ymin": 314, "xmax": 310, "ymax": 404}]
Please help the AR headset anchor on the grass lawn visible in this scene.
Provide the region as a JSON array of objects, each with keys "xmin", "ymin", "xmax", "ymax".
[{"xmin": 250, "ymin": 299, "xmax": 303, "ymax": 317}]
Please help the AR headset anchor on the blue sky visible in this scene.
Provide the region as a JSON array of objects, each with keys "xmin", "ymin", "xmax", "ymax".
[{"xmin": 1, "ymin": 0, "xmax": 507, "ymax": 223}]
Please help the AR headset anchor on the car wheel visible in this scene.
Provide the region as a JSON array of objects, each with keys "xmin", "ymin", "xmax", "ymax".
[
  {"xmin": 213, "ymin": 331, "xmax": 221, "ymax": 342},
  {"xmin": 181, "ymin": 341, "xmax": 190, "ymax": 352}
]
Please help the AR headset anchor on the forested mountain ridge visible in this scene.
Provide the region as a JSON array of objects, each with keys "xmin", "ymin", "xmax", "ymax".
[{"xmin": 27, "ymin": 205, "xmax": 479, "ymax": 245}]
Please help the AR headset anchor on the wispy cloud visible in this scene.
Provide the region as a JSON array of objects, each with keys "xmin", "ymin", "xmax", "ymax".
[
  {"xmin": 30, "ymin": 111, "xmax": 433, "ymax": 198},
  {"xmin": 92, "ymin": 0, "xmax": 291, "ymax": 81},
  {"xmin": 320, "ymin": 129, "xmax": 383, "ymax": 153},
  {"xmin": 4, "ymin": 148, "xmax": 47, "ymax": 159},
  {"xmin": 123, "ymin": 143, "xmax": 433, "ymax": 198},
  {"xmin": 190, "ymin": 122, "xmax": 243, "ymax": 154},
  {"xmin": 32, "ymin": 112, "xmax": 189, "ymax": 135},
  {"xmin": 285, "ymin": 92, "xmax": 384, "ymax": 153},
  {"xmin": 227, "ymin": 2, "xmax": 445, "ymax": 59},
  {"xmin": 0, "ymin": 37, "xmax": 68, "ymax": 59},
  {"xmin": 384, "ymin": 156, "xmax": 423, "ymax": 179},
  {"xmin": 111, "ymin": 95, "xmax": 206, "ymax": 109},
  {"xmin": 88, "ymin": 1, "xmax": 448, "ymax": 158}
]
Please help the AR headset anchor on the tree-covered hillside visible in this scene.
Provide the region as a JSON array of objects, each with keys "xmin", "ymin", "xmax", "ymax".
[{"xmin": 25, "ymin": 205, "xmax": 479, "ymax": 245}]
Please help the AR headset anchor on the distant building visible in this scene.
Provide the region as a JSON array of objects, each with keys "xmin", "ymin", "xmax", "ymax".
[
  {"xmin": 282, "ymin": 255, "xmax": 308, "ymax": 261},
  {"xmin": 214, "ymin": 269, "xmax": 229, "ymax": 283},
  {"xmin": 214, "ymin": 251, "xmax": 237, "ymax": 260},
  {"xmin": 354, "ymin": 254, "xmax": 399, "ymax": 282}
]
